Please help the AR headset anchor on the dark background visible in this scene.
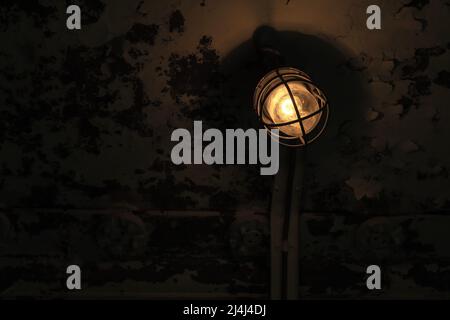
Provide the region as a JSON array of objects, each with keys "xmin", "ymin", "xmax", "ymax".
[{"xmin": 0, "ymin": 0, "xmax": 450, "ymax": 299}]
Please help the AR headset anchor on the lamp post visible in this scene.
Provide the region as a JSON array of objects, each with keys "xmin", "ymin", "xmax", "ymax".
[{"xmin": 253, "ymin": 65, "xmax": 329, "ymax": 299}]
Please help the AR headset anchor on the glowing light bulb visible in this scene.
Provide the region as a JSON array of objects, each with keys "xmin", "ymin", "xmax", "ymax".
[
  {"xmin": 279, "ymin": 97, "xmax": 296, "ymax": 117},
  {"xmin": 264, "ymin": 82, "xmax": 321, "ymax": 138},
  {"xmin": 254, "ymin": 67, "xmax": 329, "ymax": 146}
]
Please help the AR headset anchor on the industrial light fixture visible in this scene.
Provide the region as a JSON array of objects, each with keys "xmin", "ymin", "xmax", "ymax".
[
  {"xmin": 253, "ymin": 67, "xmax": 329, "ymax": 147},
  {"xmin": 251, "ymin": 26, "xmax": 331, "ymax": 300}
]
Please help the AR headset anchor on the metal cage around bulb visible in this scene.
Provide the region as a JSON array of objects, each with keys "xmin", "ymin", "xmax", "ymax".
[{"xmin": 253, "ymin": 67, "xmax": 329, "ymax": 147}]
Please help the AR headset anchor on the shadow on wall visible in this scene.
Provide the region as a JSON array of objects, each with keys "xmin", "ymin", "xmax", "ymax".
[
  {"xmin": 162, "ymin": 26, "xmax": 373, "ymax": 212},
  {"xmin": 217, "ymin": 26, "xmax": 372, "ymax": 152}
]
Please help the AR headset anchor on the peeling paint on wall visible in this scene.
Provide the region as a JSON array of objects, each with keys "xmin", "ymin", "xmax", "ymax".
[{"xmin": 0, "ymin": 0, "xmax": 450, "ymax": 298}]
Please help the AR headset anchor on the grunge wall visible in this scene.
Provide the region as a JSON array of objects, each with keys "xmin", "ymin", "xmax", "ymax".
[{"xmin": 1, "ymin": 0, "xmax": 450, "ymax": 298}]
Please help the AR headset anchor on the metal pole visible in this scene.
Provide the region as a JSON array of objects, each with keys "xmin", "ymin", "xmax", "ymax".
[
  {"xmin": 286, "ymin": 148, "xmax": 304, "ymax": 299},
  {"xmin": 270, "ymin": 146, "xmax": 289, "ymax": 299},
  {"xmin": 270, "ymin": 147, "xmax": 304, "ymax": 300}
]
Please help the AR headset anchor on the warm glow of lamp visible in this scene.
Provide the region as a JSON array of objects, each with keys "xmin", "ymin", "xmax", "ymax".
[
  {"xmin": 253, "ymin": 67, "xmax": 329, "ymax": 146},
  {"xmin": 265, "ymin": 82, "xmax": 321, "ymax": 137}
]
